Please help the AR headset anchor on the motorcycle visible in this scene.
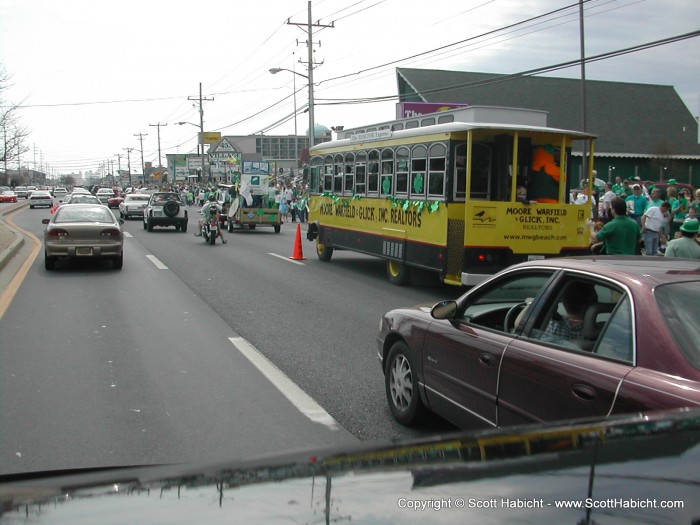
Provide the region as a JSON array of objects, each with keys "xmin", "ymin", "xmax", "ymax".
[{"xmin": 202, "ymin": 208, "xmax": 219, "ymax": 245}]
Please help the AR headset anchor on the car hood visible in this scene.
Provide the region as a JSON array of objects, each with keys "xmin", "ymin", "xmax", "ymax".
[{"xmin": 2, "ymin": 408, "xmax": 700, "ymax": 524}]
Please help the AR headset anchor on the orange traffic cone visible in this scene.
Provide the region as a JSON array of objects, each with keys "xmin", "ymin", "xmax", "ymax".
[{"xmin": 290, "ymin": 223, "xmax": 306, "ymax": 260}]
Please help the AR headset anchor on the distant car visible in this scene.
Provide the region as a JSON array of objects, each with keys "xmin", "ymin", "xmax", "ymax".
[
  {"xmin": 62, "ymin": 194, "xmax": 102, "ymax": 205},
  {"xmin": 0, "ymin": 190, "xmax": 18, "ymax": 203},
  {"xmin": 29, "ymin": 190, "xmax": 54, "ymax": 208},
  {"xmin": 119, "ymin": 193, "xmax": 150, "ymax": 219},
  {"xmin": 378, "ymin": 256, "xmax": 700, "ymax": 430},
  {"xmin": 14, "ymin": 186, "xmax": 28, "ymax": 198},
  {"xmin": 52, "ymin": 187, "xmax": 68, "ymax": 201},
  {"xmin": 42, "ymin": 204, "xmax": 124, "ymax": 270},
  {"xmin": 71, "ymin": 187, "xmax": 92, "ymax": 195},
  {"xmin": 143, "ymin": 192, "xmax": 188, "ymax": 232},
  {"xmin": 26, "ymin": 185, "xmax": 37, "ymax": 198},
  {"xmin": 95, "ymin": 188, "xmax": 116, "ymax": 204},
  {"xmin": 107, "ymin": 195, "xmax": 123, "ymax": 209}
]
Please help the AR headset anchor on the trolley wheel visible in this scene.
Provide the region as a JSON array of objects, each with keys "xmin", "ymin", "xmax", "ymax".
[
  {"xmin": 316, "ymin": 240, "xmax": 333, "ymax": 262},
  {"xmin": 387, "ymin": 260, "xmax": 411, "ymax": 285}
]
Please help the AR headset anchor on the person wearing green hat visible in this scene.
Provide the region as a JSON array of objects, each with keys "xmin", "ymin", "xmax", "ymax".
[{"xmin": 665, "ymin": 218, "xmax": 700, "ymax": 259}]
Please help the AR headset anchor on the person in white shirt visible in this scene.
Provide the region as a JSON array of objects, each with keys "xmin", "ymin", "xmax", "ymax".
[
  {"xmin": 599, "ymin": 183, "xmax": 617, "ymax": 222},
  {"xmin": 574, "ymin": 186, "xmax": 596, "ymax": 218},
  {"xmin": 641, "ymin": 201, "xmax": 670, "ymax": 256}
]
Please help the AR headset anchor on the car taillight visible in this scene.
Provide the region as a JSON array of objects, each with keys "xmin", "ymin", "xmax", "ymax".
[
  {"xmin": 48, "ymin": 228, "xmax": 69, "ymax": 237},
  {"xmin": 101, "ymin": 228, "xmax": 122, "ymax": 238}
]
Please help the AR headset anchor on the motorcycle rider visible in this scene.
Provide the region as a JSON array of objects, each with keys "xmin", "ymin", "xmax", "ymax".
[{"xmin": 196, "ymin": 194, "xmax": 227, "ymax": 244}]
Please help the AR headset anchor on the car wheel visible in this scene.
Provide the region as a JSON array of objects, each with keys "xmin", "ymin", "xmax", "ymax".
[
  {"xmin": 44, "ymin": 252, "xmax": 56, "ymax": 271},
  {"xmin": 316, "ymin": 240, "xmax": 333, "ymax": 261},
  {"xmin": 163, "ymin": 200, "xmax": 180, "ymax": 217},
  {"xmin": 143, "ymin": 219, "xmax": 147, "ymax": 230},
  {"xmin": 385, "ymin": 341, "xmax": 427, "ymax": 425},
  {"xmin": 387, "ymin": 260, "xmax": 411, "ymax": 285},
  {"xmin": 147, "ymin": 219, "xmax": 154, "ymax": 232},
  {"xmin": 113, "ymin": 253, "xmax": 123, "ymax": 270},
  {"xmin": 181, "ymin": 221, "xmax": 188, "ymax": 233},
  {"xmin": 30, "ymin": 205, "xmax": 34, "ymax": 209}
]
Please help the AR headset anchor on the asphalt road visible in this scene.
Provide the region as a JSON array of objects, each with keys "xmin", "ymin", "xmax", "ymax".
[{"xmin": 0, "ymin": 204, "xmax": 463, "ymax": 475}]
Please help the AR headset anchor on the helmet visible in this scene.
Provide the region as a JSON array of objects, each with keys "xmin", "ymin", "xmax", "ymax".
[
  {"xmin": 208, "ymin": 194, "xmax": 216, "ymax": 201},
  {"xmin": 680, "ymin": 218, "xmax": 699, "ymax": 234}
]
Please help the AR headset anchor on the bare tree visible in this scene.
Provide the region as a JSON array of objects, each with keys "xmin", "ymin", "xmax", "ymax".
[
  {"xmin": 649, "ymin": 140, "xmax": 683, "ymax": 182},
  {"xmin": 1, "ymin": 66, "xmax": 31, "ymax": 184}
]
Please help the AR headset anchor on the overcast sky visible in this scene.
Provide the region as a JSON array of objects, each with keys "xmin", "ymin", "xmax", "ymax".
[{"xmin": 1, "ymin": 0, "xmax": 698, "ymax": 176}]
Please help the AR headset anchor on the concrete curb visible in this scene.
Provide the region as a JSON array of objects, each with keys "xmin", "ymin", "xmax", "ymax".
[{"xmin": 0, "ymin": 202, "xmax": 30, "ymax": 273}]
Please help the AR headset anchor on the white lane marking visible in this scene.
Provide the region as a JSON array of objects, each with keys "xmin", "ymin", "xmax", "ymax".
[
  {"xmin": 268, "ymin": 253, "xmax": 306, "ymax": 266},
  {"xmin": 146, "ymin": 255, "xmax": 169, "ymax": 269},
  {"xmin": 228, "ymin": 336, "xmax": 339, "ymax": 430},
  {"xmin": 123, "ymin": 232, "xmax": 134, "ymax": 237}
]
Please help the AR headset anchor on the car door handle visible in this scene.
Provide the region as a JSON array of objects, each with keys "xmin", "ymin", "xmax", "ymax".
[
  {"xmin": 479, "ymin": 352, "xmax": 497, "ymax": 367},
  {"xmin": 572, "ymin": 383, "xmax": 597, "ymax": 402}
]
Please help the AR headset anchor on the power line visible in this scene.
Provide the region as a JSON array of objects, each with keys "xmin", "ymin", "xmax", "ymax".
[
  {"xmin": 315, "ymin": 0, "xmax": 594, "ymax": 88},
  {"xmin": 313, "ymin": 30, "xmax": 700, "ymax": 107}
]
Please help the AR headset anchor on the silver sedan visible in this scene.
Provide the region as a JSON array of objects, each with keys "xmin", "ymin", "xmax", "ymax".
[
  {"xmin": 119, "ymin": 193, "xmax": 151, "ymax": 219},
  {"xmin": 62, "ymin": 194, "xmax": 103, "ymax": 205},
  {"xmin": 42, "ymin": 204, "xmax": 124, "ymax": 270}
]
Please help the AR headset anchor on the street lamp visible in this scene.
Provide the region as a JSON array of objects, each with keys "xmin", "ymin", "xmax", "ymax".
[
  {"xmin": 269, "ymin": 67, "xmax": 315, "ymax": 148},
  {"xmin": 177, "ymin": 121, "xmax": 203, "ymax": 182}
]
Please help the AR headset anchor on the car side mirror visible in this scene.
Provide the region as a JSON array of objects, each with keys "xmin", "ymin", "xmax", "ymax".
[
  {"xmin": 431, "ymin": 300, "xmax": 458, "ymax": 320},
  {"xmin": 42, "ymin": 218, "xmax": 50, "ymax": 224}
]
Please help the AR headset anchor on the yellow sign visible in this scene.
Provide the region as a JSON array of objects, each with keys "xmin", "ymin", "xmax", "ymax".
[{"xmin": 199, "ymin": 132, "xmax": 222, "ymax": 144}]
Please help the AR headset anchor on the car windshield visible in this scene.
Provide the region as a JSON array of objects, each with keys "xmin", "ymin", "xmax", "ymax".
[
  {"xmin": 154, "ymin": 194, "xmax": 178, "ymax": 202},
  {"xmin": 655, "ymin": 281, "xmax": 700, "ymax": 369},
  {"xmin": 67, "ymin": 196, "xmax": 100, "ymax": 203},
  {"xmin": 126, "ymin": 195, "xmax": 150, "ymax": 202},
  {"xmin": 54, "ymin": 206, "xmax": 115, "ymax": 223}
]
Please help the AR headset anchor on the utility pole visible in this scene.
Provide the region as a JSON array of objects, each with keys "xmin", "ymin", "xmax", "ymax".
[
  {"xmin": 134, "ymin": 132, "xmax": 148, "ymax": 186},
  {"xmin": 188, "ymin": 83, "xmax": 214, "ymax": 182},
  {"xmin": 286, "ymin": 1, "xmax": 333, "ymax": 148},
  {"xmin": 114, "ymin": 153, "xmax": 123, "ymax": 187},
  {"xmin": 123, "ymin": 147, "xmax": 134, "ymax": 188},
  {"xmin": 149, "ymin": 122, "xmax": 167, "ymax": 167}
]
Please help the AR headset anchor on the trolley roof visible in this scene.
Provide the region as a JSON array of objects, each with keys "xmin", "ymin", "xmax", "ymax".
[{"xmin": 311, "ymin": 105, "xmax": 596, "ymax": 153}]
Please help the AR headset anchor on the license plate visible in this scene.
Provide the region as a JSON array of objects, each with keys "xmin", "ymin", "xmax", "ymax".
[{"xmin": 76, "ymin": 247, "xmax": 93, "ymax": 256}]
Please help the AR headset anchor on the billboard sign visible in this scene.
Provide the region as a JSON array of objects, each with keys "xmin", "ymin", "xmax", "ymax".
[{"xmin": 199, "ymin": 132, "xmax": 222, "ymax": 144}]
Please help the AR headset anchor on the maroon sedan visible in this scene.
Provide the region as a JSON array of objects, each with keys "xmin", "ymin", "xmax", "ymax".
[
  {"xmin": 378, "ymin": 256, "xmax": 700, "ymax": 429},
  {"xmin": 107, "ymin": 196, "xmax": 123, "ymax": 209},
  {"xmin": 0, "ymin": 190, "xmax": 18, "ymax": 203}
]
